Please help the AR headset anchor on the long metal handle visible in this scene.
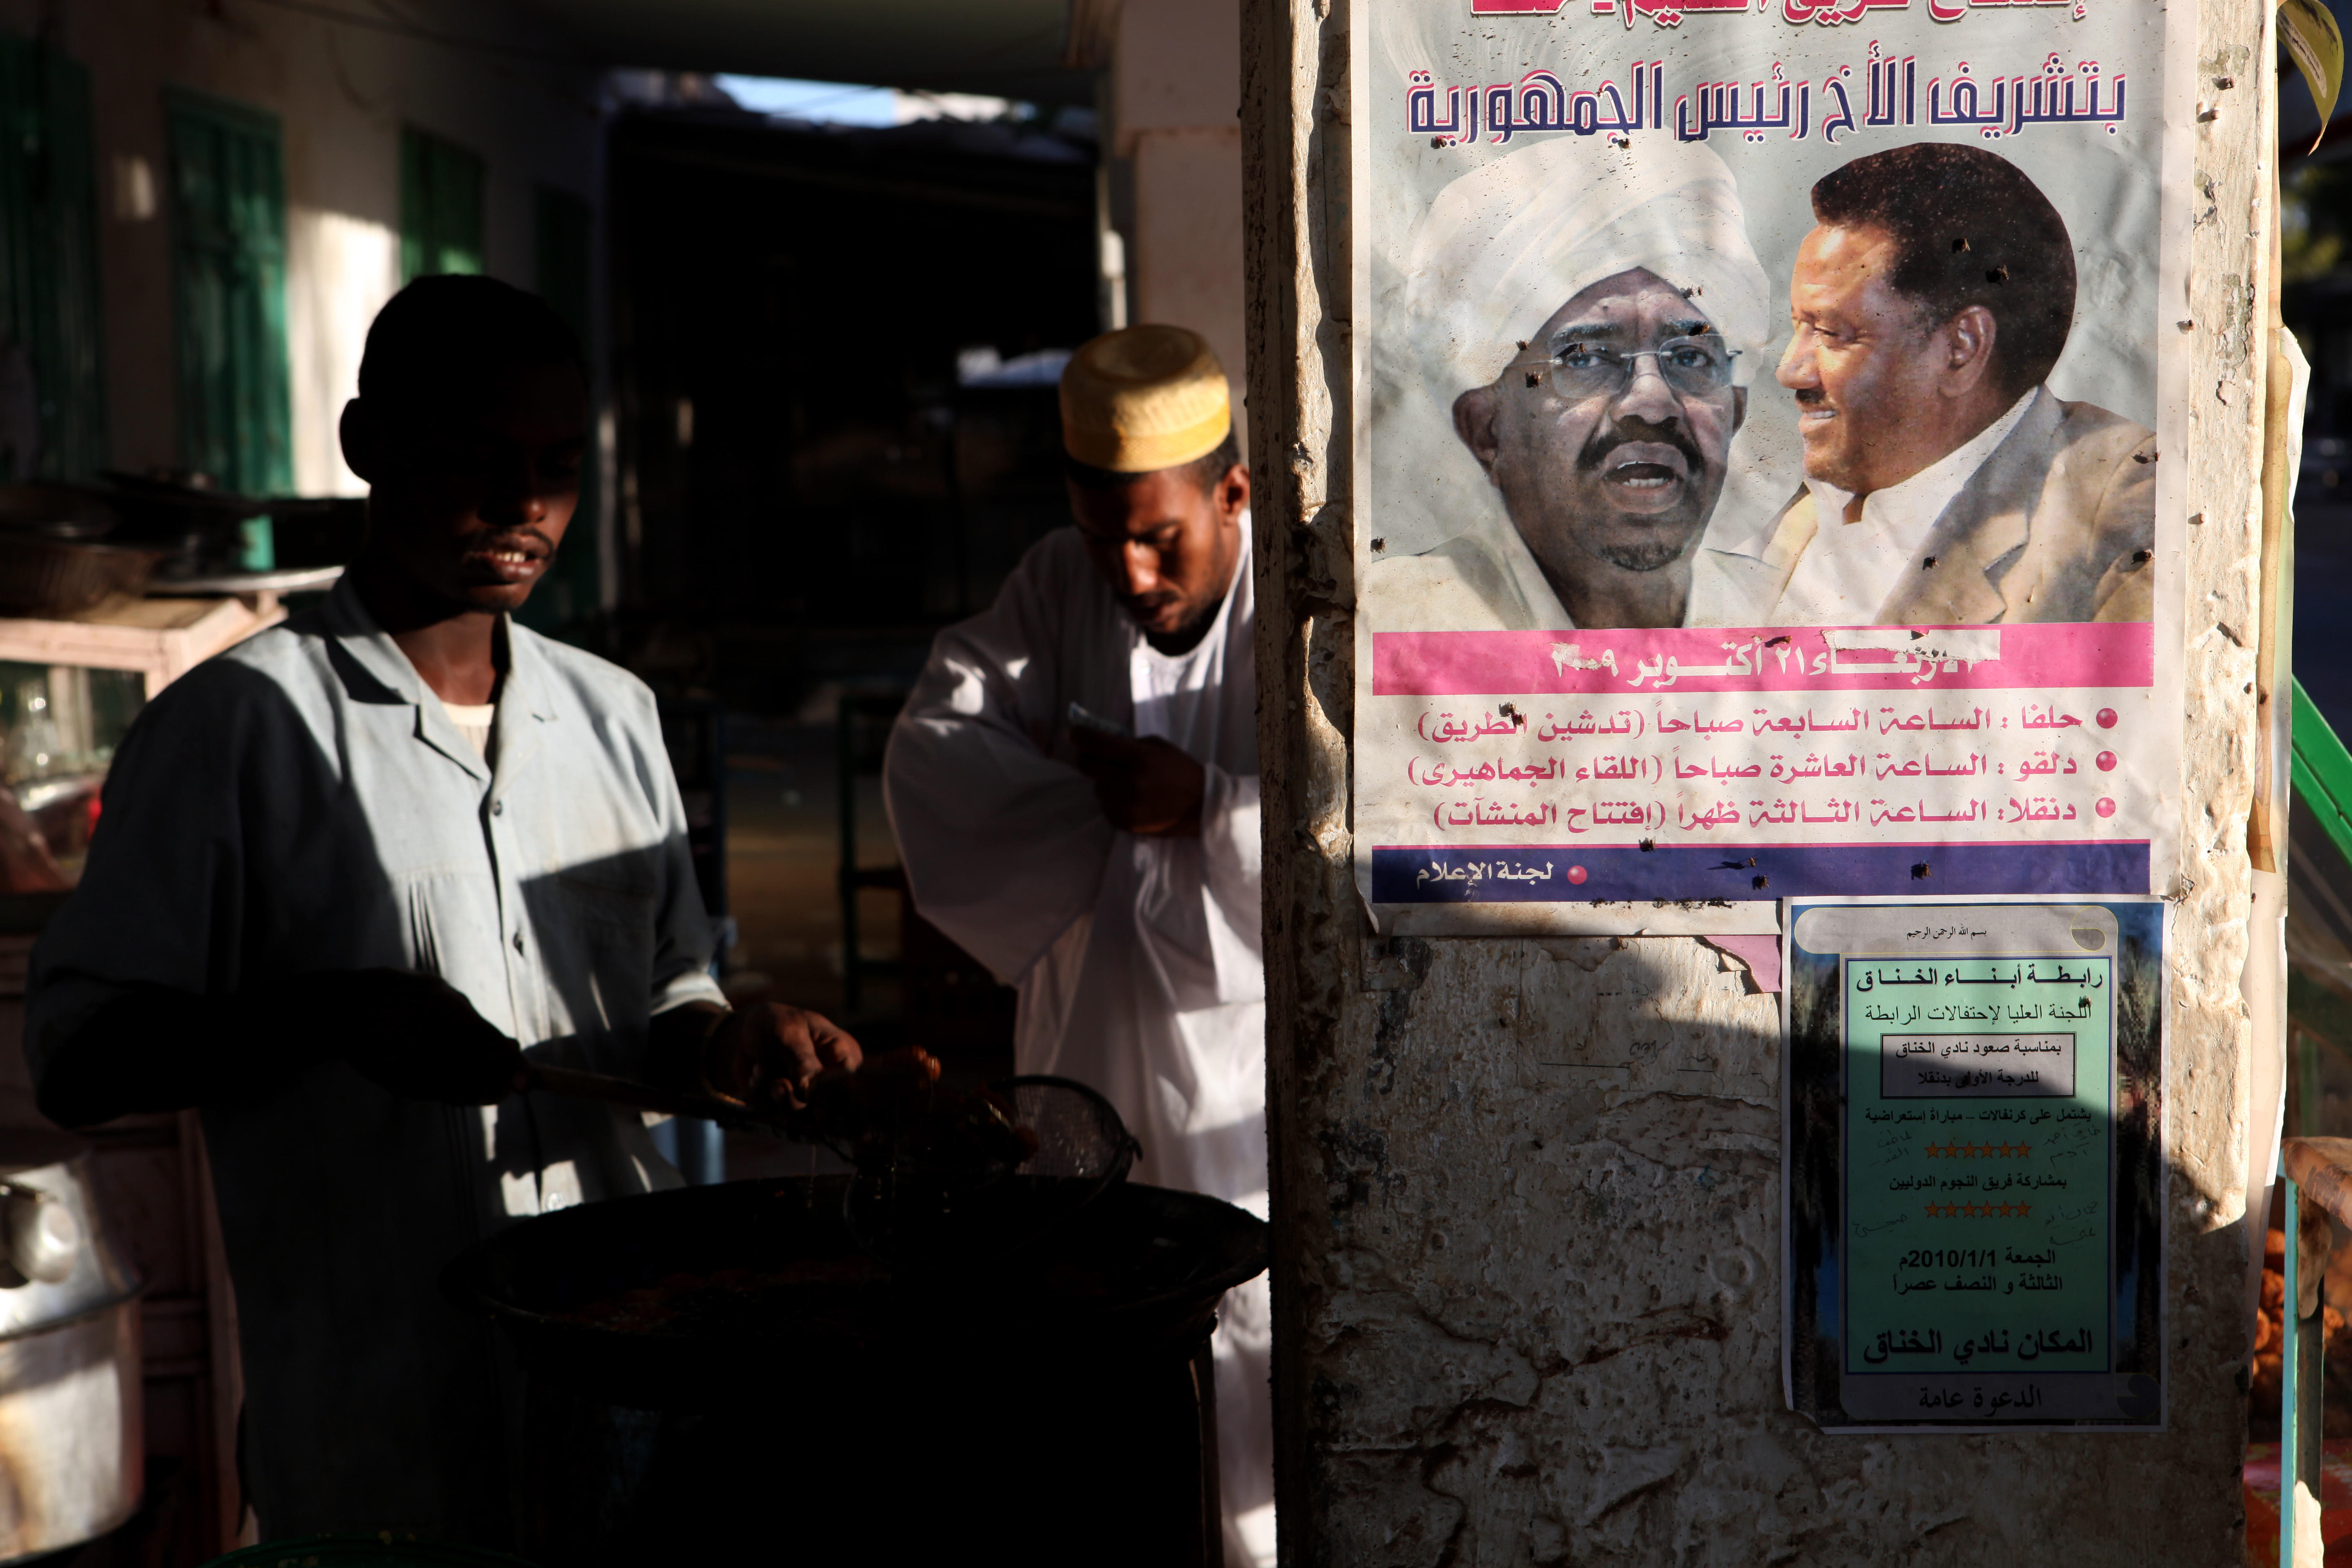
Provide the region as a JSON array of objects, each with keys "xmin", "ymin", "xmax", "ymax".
[{"xmin": 524, "ymin": 1062, "xmax": 797, "ymax": 1136}]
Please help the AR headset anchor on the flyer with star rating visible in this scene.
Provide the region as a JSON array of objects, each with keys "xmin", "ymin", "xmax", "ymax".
[{"xmin": 1783, "ymin": 896, "xmax": 2164, "ymax": 1429}]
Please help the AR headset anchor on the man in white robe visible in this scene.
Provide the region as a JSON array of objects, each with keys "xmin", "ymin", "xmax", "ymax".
[{"xmin": 884, "ymin": 324, "xmax": 1272, "ymax": 1565}]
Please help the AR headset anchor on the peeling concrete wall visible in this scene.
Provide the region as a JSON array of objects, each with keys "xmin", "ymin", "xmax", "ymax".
[{"xmin": 1241, "ymin": 0, "xmax": 2277, "ymax": 1558}]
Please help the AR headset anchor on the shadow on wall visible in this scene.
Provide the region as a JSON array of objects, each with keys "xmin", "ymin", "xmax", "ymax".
[{"xmin": 1303, "ymin": 928, "xmax": 2232, "ymax": 1565}]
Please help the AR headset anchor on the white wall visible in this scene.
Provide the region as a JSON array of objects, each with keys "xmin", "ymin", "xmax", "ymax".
[
  {"xmin": 283, "ymin": 212, "xmax": 400, "ymax": 498},
  {"xmin": 1112, "ymin": 0, "xmax": 1247, "ymax": 451},
  {"xmin": 7, "ymin": 0, "xmax": 604, "ymax": 504}
]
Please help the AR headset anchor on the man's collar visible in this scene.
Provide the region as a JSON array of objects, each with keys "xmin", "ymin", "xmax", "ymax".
[
  {"xmin": 1448, "ymin": 493, "xmax": 1575, "ymax": 630},
  {"xmin": 318, "ymin": 572, "xmax": 556, "ymax": 723},
  {"xmin": 1801, "ymin": 385, "xmax": 2042, "ymax": 545},
  {"xmin": 1698, "ymin": 472, "xmax": 1795, "ymax": 562},
  {"xmin": 317, "ymin": 574, "xmax": 427, "ymax": 704}
]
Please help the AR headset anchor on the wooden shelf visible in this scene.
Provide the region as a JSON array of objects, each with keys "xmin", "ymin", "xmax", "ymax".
[
  {"xmin": 0, "ymin": 592, "xmax": 285, "ymax": 695},
  {"xmin": 0, "ymin": 593, "xmax": 289, "ymax": 1555}
]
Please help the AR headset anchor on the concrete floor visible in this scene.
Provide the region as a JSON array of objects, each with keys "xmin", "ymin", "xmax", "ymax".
[
  {"xmin": 718, "ymin": 716, "xmax": 903, "ymax": 1027},
  {"xmin": 716, "ymin": 712, "xmax": 905, "ymax": 1182}
]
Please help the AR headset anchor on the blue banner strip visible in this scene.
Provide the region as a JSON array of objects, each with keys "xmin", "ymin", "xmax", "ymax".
[{"xmin": 1371, "ymin": 841, "xmax": 2150, "ymax": 903}]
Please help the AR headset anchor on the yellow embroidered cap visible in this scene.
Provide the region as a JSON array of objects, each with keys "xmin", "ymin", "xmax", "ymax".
[{"xmin": 1058, "ymin": 325, "xmax": 1231, "ymax": 473}]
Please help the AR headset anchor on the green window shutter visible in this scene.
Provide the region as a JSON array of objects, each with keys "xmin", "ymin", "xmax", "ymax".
[
  {"xmin": 165, "ymin": 88, "xmax": 291, "ymax": 495},
  {"xmin": 32, "ymin": 49, "xmax": 106, "ymax": 481},
  {"xmin": 519, "ymin": 183, "xmax": 596, "ymax": 635},
  {"xmin": 0, "ymin": 38, "xmax": 107, "ymax": 481},
  {"xmin": 400, "ymin": 127, "xmax": 485, "ymax": 282}
]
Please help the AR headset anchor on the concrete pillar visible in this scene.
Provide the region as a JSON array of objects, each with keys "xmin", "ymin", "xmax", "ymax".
[
  {"xmin": 1110, "ymin": 0, "xmax": 1247, "ymax": 447},
  {"xmin": 1241, "ymin": 0, "xmax": 2277, "ymax": 1559}
]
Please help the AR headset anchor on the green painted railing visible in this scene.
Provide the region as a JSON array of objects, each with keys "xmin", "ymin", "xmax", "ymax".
[{"xmin": 2293, "ymin": 678, "xmax": 2352, "ymax": 874}]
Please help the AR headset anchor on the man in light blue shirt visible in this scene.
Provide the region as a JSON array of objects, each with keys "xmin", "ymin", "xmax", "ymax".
[{"xmin": 24, "ymin": 277, "xmax": 858, "ymax": 1545}]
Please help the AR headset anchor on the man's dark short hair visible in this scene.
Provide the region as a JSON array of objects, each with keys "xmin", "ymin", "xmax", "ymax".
[
  {"xmin": 1064, "ymin": 427, "xmax": 1243, "ymax": 494},
  {"xmin": 1810, "ymin": 143, "xmax": 2075, "ymax": 398},
  {"xmin": 358, "ymin": 274, "xmax": 583, "ymax": 418}
]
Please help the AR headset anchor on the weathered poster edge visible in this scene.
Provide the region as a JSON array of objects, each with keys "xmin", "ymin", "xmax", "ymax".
[{"xmin": 1345, "ymin": 3, "xmax": 2195, "ymax": 936}]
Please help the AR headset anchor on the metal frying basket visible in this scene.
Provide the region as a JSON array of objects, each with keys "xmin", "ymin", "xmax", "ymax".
[{"xmin": 843, "ymin": 1075, "xmax": 1141, "ymax": 1268}]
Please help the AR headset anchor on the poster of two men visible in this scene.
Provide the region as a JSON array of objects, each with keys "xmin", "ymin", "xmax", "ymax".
[
  {"xmin": 1362, "ymin": 9, "xmax": 2174, "ymax": 635},
  {"xmin": 1352, "ymin": 0, "xmax": 2189, "ymax": 924}
]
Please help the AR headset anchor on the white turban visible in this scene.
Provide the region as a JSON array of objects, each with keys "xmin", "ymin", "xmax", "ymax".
[{"xmin": 1406, "ymin": 138, "xmax": 1773, "ymax": 395}]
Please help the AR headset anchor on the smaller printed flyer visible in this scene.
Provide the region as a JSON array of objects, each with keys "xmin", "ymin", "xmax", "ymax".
[{"xmin": 1783, "ymin": 897, "xmax": 2164, "ymax": 1430}]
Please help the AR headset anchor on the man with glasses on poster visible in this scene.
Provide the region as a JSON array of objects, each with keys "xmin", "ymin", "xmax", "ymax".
[{"xmin": 1367, "ymin": 139, "xmax": 1780, "ymax": 632}]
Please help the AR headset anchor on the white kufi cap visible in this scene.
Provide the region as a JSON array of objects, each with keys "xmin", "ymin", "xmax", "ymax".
[{"xmin": 1406, "ymin": 139, "xmax": 1772, "ymax": 394}]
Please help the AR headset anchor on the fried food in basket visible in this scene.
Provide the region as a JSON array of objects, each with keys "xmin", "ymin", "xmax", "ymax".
[{"xmin": 800, "ymin": 1047, "xmax": 1039, "ymax": 1172}]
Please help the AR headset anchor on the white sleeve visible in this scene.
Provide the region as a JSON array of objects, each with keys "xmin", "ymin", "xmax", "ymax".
[
  {"xmin": 883, "ymin": 544, "xmax": 1114, "ymax": 986},
  {"xmin": 1171, "ymin": 761, "xmax": 1265, "ymax": 1009},
  {"xmin": 1199, "ymin": 763, "xmax": 1262, "ymax": 951}
]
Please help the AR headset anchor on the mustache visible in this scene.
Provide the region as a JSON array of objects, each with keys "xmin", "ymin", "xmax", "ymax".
[
  {"xmin": 1793, "ymin": 387, "xmax": 1830, "ymax": 407},
  {"xmin": 471, "ymin": 528, "xmax": 554, "ymax": 556},
  {"xmin": 1575, "ymin": 421, "xmax": 1707, "ymax": 475}
]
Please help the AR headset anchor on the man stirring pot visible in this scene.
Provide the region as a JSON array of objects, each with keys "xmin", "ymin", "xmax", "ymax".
[{"xmin": 26, "ymin": 276, "xmax": 859, "ymax": 1545}]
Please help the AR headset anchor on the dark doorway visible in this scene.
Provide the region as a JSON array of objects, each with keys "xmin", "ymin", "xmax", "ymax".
[
  {"xmin": 609, "ymin": 105, "xmax": 1097, "ymax": 694},
  {"xmin": 606, "ymin": 102, "xmax": 1092, "ymax": 1080}
]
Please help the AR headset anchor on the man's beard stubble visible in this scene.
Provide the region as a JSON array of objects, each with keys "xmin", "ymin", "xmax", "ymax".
[
  {"xmin": 1576, "ymin": 420, "xmax": 1711, "ymax": 573},
  {"xmin": 1594, "ymin": 533, "xmax": 1685, "ymax": 573}
]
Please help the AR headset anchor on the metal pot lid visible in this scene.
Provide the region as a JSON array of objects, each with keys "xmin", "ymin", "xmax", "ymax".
[
  {"xmin": 0, "ymin": 482, "xmax": 121, "ymax": 539},
  {"xmin": 0, "ymin": 1150, "xmax": 139, "ymax": 1340}
]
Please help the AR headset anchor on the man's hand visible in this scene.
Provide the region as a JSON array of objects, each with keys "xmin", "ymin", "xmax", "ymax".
[
  {"xmin": 698, "ymin": 1003, "xmax": 864, "ymax": 1110},
  {"xmin": 307, "ymin": 970, "xmax": 525, "ymax": 1105},
  {"xmin": 1071, "ymin": 729, "xmax": 1205, "ymax": 837}
]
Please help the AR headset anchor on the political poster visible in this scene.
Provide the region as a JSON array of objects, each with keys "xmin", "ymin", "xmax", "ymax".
[
  {"xmin": 1781, "ymin": 897, "xmax": 2165, "ymax": 1430},
  {"xmin": 1352, "ymin": 0, "xmax": 2191, "ymax": 933}
]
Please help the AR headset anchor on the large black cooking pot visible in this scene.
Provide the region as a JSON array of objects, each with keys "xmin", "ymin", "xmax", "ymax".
[{"xmin": 444, "ymin": 1174, "xmax": 1267, "ymax": 1567}]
